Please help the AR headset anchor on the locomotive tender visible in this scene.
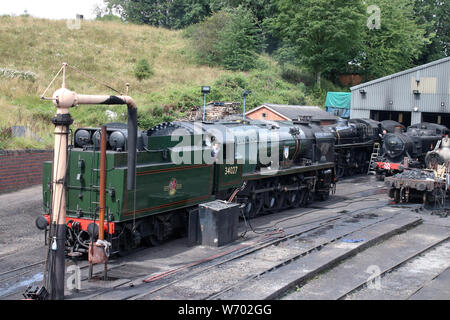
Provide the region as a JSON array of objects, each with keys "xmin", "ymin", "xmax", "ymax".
[{"xmin": 38, "ymin": 119, "xmax": 336, "ymax": 254}]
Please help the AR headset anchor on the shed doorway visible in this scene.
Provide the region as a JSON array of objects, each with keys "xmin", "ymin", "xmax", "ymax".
[
  {"xmin": 370, "ymin": 111, "xmax": 411, "ymax": 127},
  {"xmin": 421, "ymin": 112, "xmax": 450, "ymax": 129}
]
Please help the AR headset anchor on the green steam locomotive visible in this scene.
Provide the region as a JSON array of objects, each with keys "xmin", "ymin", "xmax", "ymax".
[{"xmin": 37, "ymin": 119, "xmax": 336, "ymax": 254}]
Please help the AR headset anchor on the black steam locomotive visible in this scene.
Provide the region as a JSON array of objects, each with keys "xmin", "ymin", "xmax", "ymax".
[
  {"xmin": 373, "ymin": 122, "xmax": 449, "ymax": 179},
  {"xmin": 325, "ymin": 118, "xmax": 380, "ymax": 177},
  {"xmin": 325, "ymin": 119, "xmax": 407, "ymax": 178}
]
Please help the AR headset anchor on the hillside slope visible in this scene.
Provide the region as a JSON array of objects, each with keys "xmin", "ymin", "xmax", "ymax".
[{"xmin": 0, "ymin": 16, "xmax": 312, "ymax": 149}]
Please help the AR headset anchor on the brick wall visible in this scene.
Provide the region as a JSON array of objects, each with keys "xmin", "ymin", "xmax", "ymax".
[
  {"xmin": 246, "ymin": 106, "xmax": 288, "ymax": 121},
  {"xmin": 0, "ymin": 150, "xmax": 53, "ymax": 194}
]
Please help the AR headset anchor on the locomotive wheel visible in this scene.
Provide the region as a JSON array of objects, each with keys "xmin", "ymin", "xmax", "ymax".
[
  {"xmin": 302, "ymin": 190, "xmax": 314, "ymax": 207},
  {"xmin": 285, "ymin": 190, "xmax": 301, "ymax": 208},
  {"xmin": 317, "ymin": 188, "xmax": 330, "ymax": 201},
  {"xmin": 295, "ymin": 189, "xmax": 307, "ymax": 207},
  {"xmin": 244, "ymin": 194, "xmax": 264, "ymax": 218},
  {"xmin": 337, "ymin": 166, "xmax": 345, "ymax": 178},
  {"xmin": 393, "ymin": 189, "xmax": 400, "ymax": 204},
  {"xmin": 264, "ymin": 190, "xmax": 284, "ymax": 213},
  {"xmin": 426, "ymin": 188, "xmax": 445, "ymax": 207}
]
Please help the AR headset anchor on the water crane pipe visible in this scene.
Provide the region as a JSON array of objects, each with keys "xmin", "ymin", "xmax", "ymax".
[
  {"xmin": 47, "ymin": 87, "xmax": 138, "ymax": 300},
  {"xmin": 51, "ymin": 87, "xmax": 138, "ymax": 190}
]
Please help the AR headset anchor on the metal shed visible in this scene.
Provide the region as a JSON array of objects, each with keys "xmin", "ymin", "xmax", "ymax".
[{"xmin": 350, "ymin": 57, "xmax": 450, "ymax": 127}]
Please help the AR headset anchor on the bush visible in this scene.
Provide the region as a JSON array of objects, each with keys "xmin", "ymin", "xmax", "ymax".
[
  {"xmin": 215, "ymin": 7, "xmax": 263, "ymax": 71},
  {"xmin": 134, "ymin": 59, "xmax": 154, "ymax": 81},
  {"xmin": 0, "ymin": 68, "xmax": 36, "ymax": 82},
  {"xmin": 186, "ymin": 6, "xmax": 262, "ymax": 71},
  {"xmin": 281, "ymin": 64, "xmax": 315, "ymax": 86}
]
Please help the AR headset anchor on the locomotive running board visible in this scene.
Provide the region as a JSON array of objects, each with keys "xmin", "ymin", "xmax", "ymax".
[{"xmin": 243, "ymin": 162, "xmax": 335, "ymax": 180}]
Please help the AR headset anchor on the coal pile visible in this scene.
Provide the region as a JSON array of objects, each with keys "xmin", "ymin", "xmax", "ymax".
[{"xmin": 392, "ymin": 169, "xmax": 435, "ymax": 180}]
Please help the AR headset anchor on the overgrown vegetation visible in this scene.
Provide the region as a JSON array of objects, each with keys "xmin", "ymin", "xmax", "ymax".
[
  {"xmin": 0, "ymin": 16, "xmax": 316, "ymax": 149},
  {"xmin": 105, "ymin": 0, "xmax": 448, "ymax": 79},
  {"xmin": 184, "ymin": 6, "xmax": 263, "ymax": 71},
  {"xmin": 4, "ymin": 0, "xmax": 446, "ymax": 149}
]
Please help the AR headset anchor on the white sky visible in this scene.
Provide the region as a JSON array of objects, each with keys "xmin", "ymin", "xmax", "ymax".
[{"xmin": 0, "ymin": 0, "xmax": 106, "ymax": 20}]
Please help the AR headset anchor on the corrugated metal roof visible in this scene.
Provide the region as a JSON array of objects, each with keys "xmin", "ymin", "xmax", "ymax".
[{"xmin": 351, "ymin": 56, "xmax": 450, "ymax": 91}]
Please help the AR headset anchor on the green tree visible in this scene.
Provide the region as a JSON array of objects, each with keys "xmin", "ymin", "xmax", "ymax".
[
  {"xmin": 184, "ymin": 10, "xmax": 231, "ymax": 66},
  {"xmin": 413, "ymin": 0, "xmax": 449, "ymax": 63},
  {"xmin": 357, "ymin": 0, "xmax": 430, "ymax": 78},
  {"xmin": 210, "ymin": 0, "xmax": 280, "ymax": 52},
  {"xmin": 272, "ymin": 0, "xmax": 365, "ymax": 88},
  {"xmin": 103, "ymin": 0, "xmax": 210, "ymax": 29},
  {"xmin": 187, "ymin": 6, "xmax": 263, "ymax": 71},
  {"xmin": 216, "ymin": 7, "xmax": 263, "ymax": 71}
]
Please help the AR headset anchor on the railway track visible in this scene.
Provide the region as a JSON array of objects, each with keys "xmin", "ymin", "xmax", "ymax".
[
  {"xmin": 2, "ymin": 178, "xmax": 389, "ymax": 300},
  {"xmin": 60, "ymin": 183, "xmax": 387, "ymax": 300},
  {"xmin": 279, "ymin": 222, "xmax": 450, "ymax": 300},
  {"xmin": 204, "ymin": 213, "xmax": 399, "ymax": 300},
  {"xmin": 336, "ymin": 236, "xmax": 450, "ymax": 300},
  {"xmin": 94, "ymin": 206, "xmax": 400, "ymax": 300},
  {"xmin": 76, "ymin": 213, "xmax": 349, "ymax": 300},
  {"xmin": 62, "ymin": 183, "xmax": 383, "ymax": 300},
  {"xmin": 0, "ymin": 261, "xmax": 45, "ymax": 299}
]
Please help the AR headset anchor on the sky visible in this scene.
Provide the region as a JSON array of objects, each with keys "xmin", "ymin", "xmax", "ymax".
[{"xmin": 0, "ymin": 0, "xmax": 106, "ymax": 20}]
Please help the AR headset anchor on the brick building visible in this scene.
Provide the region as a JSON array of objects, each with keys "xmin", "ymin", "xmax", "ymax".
[{"xmin": 245, "ymin": 104, "xmax": 339, "ymax": 125}]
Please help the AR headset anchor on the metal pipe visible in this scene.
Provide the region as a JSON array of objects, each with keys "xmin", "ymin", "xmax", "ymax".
[
  {"xmin": 52, "ymin": 88, "xmax": 137, "ymax": 190},
  {"xmin": 47, "ymin": 104, "xmax": 72, "ymax": 300},
  {"xmin": 203, "ymin": 94, "xmax": 206, "ymax": 121},
  {"xmin": 98, "ymin": 125, "xmax": 107, "ymax": 241},
  {"xmin": 243, "ymin": 95, "xmax": 246, "ymax": 120}
]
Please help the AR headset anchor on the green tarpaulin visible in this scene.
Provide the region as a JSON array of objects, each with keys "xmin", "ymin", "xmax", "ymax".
[{"xmin": 325, "ymin": 92, "xmax": 351, "ymax": 109}]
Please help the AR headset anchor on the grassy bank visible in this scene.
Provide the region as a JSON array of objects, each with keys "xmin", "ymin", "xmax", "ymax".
[{"xmin": 0, "ymin": 16, "xmax": 332, "ymax": 149}]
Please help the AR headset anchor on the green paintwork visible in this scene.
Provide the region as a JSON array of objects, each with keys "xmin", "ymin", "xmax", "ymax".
[
  {"xmin": 42, "ymin": 119, "xmax": 336, "ymax": 224},
  {"xmin": 43, "ymin": 149, "xmax": 215, "ymax": 223}
]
